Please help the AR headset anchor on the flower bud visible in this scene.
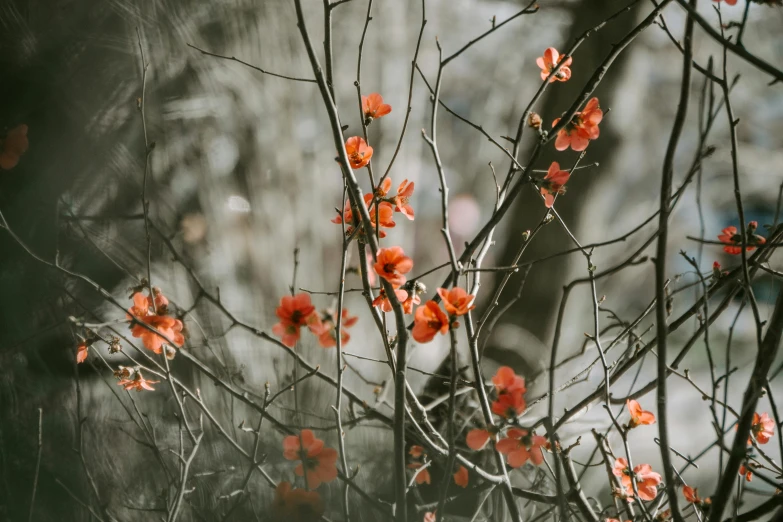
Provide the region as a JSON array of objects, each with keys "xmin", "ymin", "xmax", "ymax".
[{"xmin": 527, "ymin": 112, "xmax": 542, "ymax": 129}]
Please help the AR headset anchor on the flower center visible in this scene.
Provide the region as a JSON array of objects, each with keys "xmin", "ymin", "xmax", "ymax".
[{"xmin": 304, "ymin": 456, "xmax": 320, "ymax": 470}]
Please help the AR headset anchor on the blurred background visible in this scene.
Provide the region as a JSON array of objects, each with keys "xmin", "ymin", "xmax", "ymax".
[{"xmin": 1, "ymin": 0, "xmax": 782, "ymax": 519}]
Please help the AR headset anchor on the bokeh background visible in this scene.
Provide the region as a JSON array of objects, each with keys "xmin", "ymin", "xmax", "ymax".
[{"xmin": 1, "ymin": 0, "xmax": 782, "ymax": 519}]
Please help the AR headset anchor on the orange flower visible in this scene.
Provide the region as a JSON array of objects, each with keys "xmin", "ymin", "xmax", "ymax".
[
  {"xmin": 271, "ymin": 481, "xmax": 325, "ymax": 521},
  {"xmin": 553, "ymin": 97, "xmax": 603, "ymax": 151},
  {"xmin": 375, "ymin": 178, "xmax": 392, "ymax": 197},
  {"xmin": 373, "ymin": 246, "xmax": 413, "ymax": 288},
  {"xmin": 131, "ymin": 315, "xmax": 185, "ymax": 355},
  {"xmin": 372, "ymin": 288, "xmax": 410, "ymax": 313},
  {"xmin": 113, "ymin": 366, "xmax": 135, "ymax": 380},
  {"xmin": 718, "ymin": 222, "xmax": 766, "ymax": 255},
  {"xmin": 127, "ymin": 292, "xmax": 153, "ymax": 321},
  {"xmin": 0, "ymin": 124, "xmax": 29, "ymax": 170},
  {"xmin": 750, "ymin": 412, "xmax": 775, "ymax": 444},
  {"xmin": 407, "ymin": 445, "xmax": 431, "ymax": 484},
  {"xmin": 627, "ymin": 399, "xmax": 656, "ymax": 428},
  {"xmin": 332, "ymin": 197, "xmax": 355, "ymax": 225},
  {"xmin": 453, "ymin": 465, "xmax": 469, "ymax": 488},
  {"xmin": 496, "ymin": 428, "xmax": 547, "ymax": 467},
  {"xmin": 127, "ymin": 292, "xmax": 185, "ymax": 355},
  {"xmin": 76, "ymin": 343, "xmax": 89, "ymax": 364},
  {"xmin": 682, "ymin": 485, "xmax": 710, "ymax": 506},
  {"xmin": 344, "ymin": 136, "xmax": 373, "ymax": 169},
  {"xmin": 393, "ymin": 179, "xmax": 415, "ymax": 220},
  {"xmin": 369, "ymin": 201, "xmax": 396, "ymax": 235},
  {"xmin": 466, "ymin": 428, "xmax": 492, "ymax": 450},
  {"xmin": 612, "ymin": 458, "xmax": 662, "ymax": 501},
  {"xmin": 282, "ymin": 429, "xmax": 338, "ymax": 489},
  {"xmin": 362, "ymin": 93, "xmax": 392, "ymax": 122},
  {"xmin": 333, "ymin": 193, "xmax": 395, "ymax": 237},
  {"xmin": 412, "ymin": 301, "xmax": 449, "ymax": 343},
  {"xmin": 491, "ymin": 390, "xmax": 526, "ymax": 419},
  {"xmin": 152, "ymin": 287, "xmax": 169, "ymax": 314},
  {"xmin": 540, "ymin": 162, "xmax": 570, "ymax": 208},
  {"xmin": 117, "ymin": 371, "xmax": 159, "ymax": 392},
  {"xmin": 739, "ymin": 464, "xmax": 753, "ymax": 481},
  {"xmin": 536, "ymin": 47, "xmax": 572, "ymax": 83},
  {"xmin": 409, "ymin": 445, "xmax": 425, "ymax": 459},
  {"xmin": 402, "ymin": 290, "xmax": 421, "ymax": 314},
  {"xmin": 314, "ymin": 309, "xmax": 359, "ymax": 348},
  {"xmin": 492, "ymin": 366, "xmax": 526, "ymax": 395},
  {"xmin": 436, "ymin": 287, "xmax": 476, "ymax": 316},
  {"xmin": 366, "ymin": 252, "xmax": 377, "ymax": 286},
  {"xmin": 272, "ymin": 293, "xmax": 320, "ymax": 348}
]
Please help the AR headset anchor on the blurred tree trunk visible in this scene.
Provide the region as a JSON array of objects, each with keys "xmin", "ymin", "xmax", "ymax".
[{"xmin": 481, "ymin": 0, "xmax": 644, "ymax": 376}]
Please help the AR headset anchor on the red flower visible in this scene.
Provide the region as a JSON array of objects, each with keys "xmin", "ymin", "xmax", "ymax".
[
  {"xmin": 393, "ymin": 179, "xmax": 415, "ymax": 220},
  {"xmin": 0, "ymin": 124, "xmax": 29, "ymax": 170},
  {"xmin": 402, "ymin": 291, "xmax": 421, "ymax": 314},
  {"xmin": 553, "ymin": 97, "xmax": 603, "ymax": 151},
  {"xmin": 750, "ymin": 412, "xmax": 775, "ymax": 444},
  {"xmin": 362, "ymin": 93, "xmax": 392, "ymax": 122},
  {"xmin": 412, "ymin": 301, "xmax": 449, "ymax": 343},
  {"xmin": 117, "ymin": 371, "xmax": 159, "ymax": 392},
  {"xmin": 627, "ymin": 399, "xmax": 656, "ymax": 428},
  {"xmin": 491, "ymin": 390, "xmax": 526, "ymax": 419},
  {"xmin": 333, "ymin": 193, "xmax": 395, "ymax": 237},
  {"xmin": 496, "ymin": 428, "xmax": 547, "ymax": 467},
  {"xmin": 713, "ymin": 0, "xmax": 737, "ymax": 4},
  {"xmin": 271, "ymin": 481, "xmax": 325, "ymax": 521},
  {"xmin": 712, "ymin": 261, "xmax": 729, "ymax": 281},
  {"xmin": 407, "ymin": 445, "xmax": 431, "ymax": 484},
  {"xmin": 436, "ymin": 287, "xmax": 476, "ymax": 316},
  {"xmin": 453, "ymin": 465, "xmax": 469, "ymax": 488},
  {"xmin": 682, "ymin": 485, "xmax": 710, "ymax": 506},
  {"xmin": 127, "ymin": 292, "xmax": 185, "ymax": 354},
  {"xmin": 131, "ymin": 315, "xmax": 185, "ymax": 355},
  {"xmin": 152, "ymin": 287, "xmax": 169, "ymax": 313},
  {"xmin": 76, "ymin": 343, "xmax": 89, "ymax": 364},
  {"xmin": 344, "ymin": 136, "xmax": 373, "ymax": 169},
  {"xmin": 466, "ymin": 428, "xmax": 493, "ymax": 450},
  {"xmin": 540, "ymin": 161, "xmax": 570, "ymax": 208},
  {"xmin": 369, "ymin": 200, "xmax": 396, "ymax": 235},
  {"xmin": 373, "ymin": 247, "xmax": 413, "ymax": 288},
  {"xmin": 718, "ymin": 222, "xmax": 766, "ymax": 255},
  {"xmin": 536, "ymin": 47, "xmax": 572, "ymax": 83},
  {"xmin": 272, "ymin": 293, "xmax": 320, "ymax": 348},
  {"xmin": 375, "ymin": 178, "xmax": 392, "ymax": 197},
  {"xmin": 314, "ymin": 309, "xmax": 359, "ymax": 348},
  {"xmin": 492, "ymin": 366, "xmax": 526, "ymax": 395},
  {"xmin": 127, "ymin": 292, "xmax": 153, "ymax": 321},
  {"xmin": 332, "ymin": 198, "xmax": 355, "ymax": 225},
  {"xmin": 282, "ymin": 429, "xmax": 338, "ymax": 489},
  {"xmin": 424, "ymin": 512, "xmax": 436, "ymax": 522},
  {"xmin": 739, "ymin": 464, "xmax": 753, "ymax": 481},
  {"xmin": 612, "ymin": 458, "xmax": 662, "ymax": 501},
  {"xmin": 366, "ymin": 253, "xmax": 377, "ymax": 286},
  {"xmin": 372, "ymin": 288, "xmax": 412, "ymax": 314}
]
